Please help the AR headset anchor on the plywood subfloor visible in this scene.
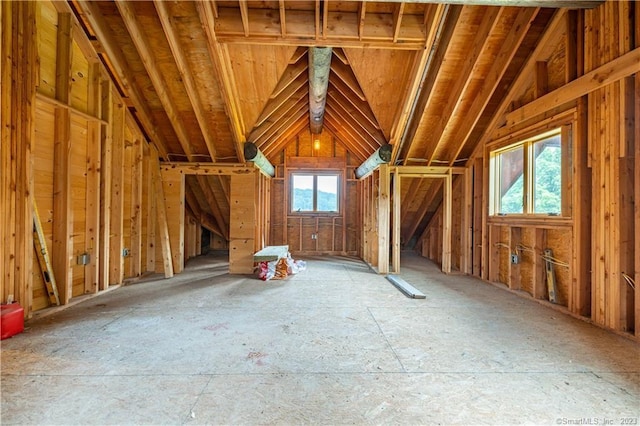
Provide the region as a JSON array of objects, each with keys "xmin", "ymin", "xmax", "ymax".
[{"xmin": 1, "ymin": 252, "xmax": 639, "ymax": 425}]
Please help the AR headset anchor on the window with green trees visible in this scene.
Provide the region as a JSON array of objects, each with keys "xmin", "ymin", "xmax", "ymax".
[
  {"xmin": 291, "ymin": 173, "xmax": 339, "ymax": 213},
  {"xmin": 490, "ymin": 129, "xmax": 563, "ymax": 216}
]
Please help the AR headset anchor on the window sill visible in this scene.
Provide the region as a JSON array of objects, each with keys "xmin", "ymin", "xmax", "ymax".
[{"xmin": 488, "ymin": 215, "xmax": 572, "ymax": 228}]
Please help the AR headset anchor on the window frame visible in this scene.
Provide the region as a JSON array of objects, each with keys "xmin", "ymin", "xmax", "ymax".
[
  {"xmin": 289, "ymin": 170, "xmax": 342, "ymax": 215},
  {"xmin": 489, "ymin": 127, "xmax": 567, "ymax": 217}
]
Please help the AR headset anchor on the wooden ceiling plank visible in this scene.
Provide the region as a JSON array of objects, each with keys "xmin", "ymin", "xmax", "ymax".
[
  {"xmin": 255, "ymin": 73, "xmax": 307, "ymax": 127},
  {"xmin": 115, "ymin": 0, "xmax": 196, "ymax": 160},
  {"xmin": 402, "ymin": 180, "xmax": 443, "ymax": 245},
  {"xmin": 446, "ymin": 7, "xmax": 541, "ymax": 165},
  {"xmin": 373, "ymin": 0, "xmax": 601, "ymax": 7},
  {"xmin": 358, "ymin": 2, "xmax": 367, "ymax": 40},
  {"xmin": 262, "ymin": 119, "xmax": 309, "ymax": 159},
  {"xmin": 250, "ymin": 93, "xmax": 307, "ymax": 143},
  {"xmin": 325, "ymin": 90, "xmax": 385, "ymax": 144},
  {"xmin": 332, "ymin": 47, "xmax": 349, "ymax": 65},
  {"xmin": 328, "ymin": 72, "xmax": 380, "ymax": 130},
  {"xmin": 324, "ymin": 108, "xmax": 378, "ymax": 157},
  {"xmin": 216, "ymin": 175, "xmax": 230, "ymax": 206},
  {"xmin": 324, "ymin": 105, "xmax": 380, "ymax": 153},
  {"xmin": 322, "ymin": 0, "xmax": 329, "ymax": 40},
  {"xmin": 323, "ymin": 120, "xmax": 369, "ymax": 162},
  {"xmin": 392, "ymin": 3, "xmax": 405, "ymax": 43},
  {"xmin": 397, "ymin": 4, "xmax": 462, "ymax": 165},
  {"xmin": 331, "ymin": 59, "xmax": 367, "ymax": 101},
  {"xmin": 259, "ymin": 102, "xmax": 309, "ymax": 151},
  {"xmin": 423, "ymin": 6, "xmax": 504, "ymax": 165},
  {"xmin": 79, "ymin": 1, "xmax": 170, "ymax": 160},
  {"xmin": 155, "ymin": 0, "xmax": 218, "ymax": 161},
  {"xmin": 269, "ymin": 51, "xmax": 307, "ymax": 100},
  {"xmin": 279, "ymin": 0, "xmax": 287, "ymax": 36},
  {"xmin": 196, "ymin": 175, "xmax": 228, "ymax": 240},
  {"xmin": 185, "ymin": 182, "xmax": 205, "ymax": 221},
  {"xmin": 239, "ymin": 0, "xmax": 250, "ymax": 37},
  {"xmin": 196, "ymin": 0, "xmax": 247, "ymax": 161}
]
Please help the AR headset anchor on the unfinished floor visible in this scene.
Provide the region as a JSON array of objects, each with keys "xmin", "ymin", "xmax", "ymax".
[{"xmin": 1, "ymin": 252, "xmax": 639, "ymax": 425}]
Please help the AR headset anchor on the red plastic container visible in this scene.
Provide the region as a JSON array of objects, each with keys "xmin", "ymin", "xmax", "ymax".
[{"xmin": 1, "ymin": 302, "xmax": 24, "ymax": 340}]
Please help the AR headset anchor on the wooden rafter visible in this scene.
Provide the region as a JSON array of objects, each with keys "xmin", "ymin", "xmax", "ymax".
[
  {"xmin": 154, "ymin": 0, "xmax": 218, "ymax": 160},
  {"xmin": 421, "ymin": 6, "xmax": 504, "ymax": 164},
  {"xmin": 115, "ymin": 0, "xmax": 195, "ymax": 159},
  {"xmin": 398, "ymin": 4, "xmax": 462, "ymax": 164},
  {"xmin": 250, "ymin": 90, "xmax": 307, "ymax": 143},
  {"xmin": 196, "ymin": 0, "xmax": 247, "ymax": 162},
  {"xmin": 79, "ymin": 1, "xmax": 170, "ymax": 160},
  {"xmin": 445, "ymin": 6, "xmax": 541, "ymax": 164},
  {"xmin": 255, "ymin": 73, "xmax": 308, "ymax": 129}
]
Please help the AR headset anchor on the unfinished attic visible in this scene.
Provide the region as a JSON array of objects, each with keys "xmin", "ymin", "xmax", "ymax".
[{"xmin": 1, "ymin": 0, "xmax": 640, "ymax": 342}]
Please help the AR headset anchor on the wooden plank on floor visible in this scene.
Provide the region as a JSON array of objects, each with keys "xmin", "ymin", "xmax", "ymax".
[{"xmin": 387, "ymin": 275, "xmax": 426, "ymax": 299}]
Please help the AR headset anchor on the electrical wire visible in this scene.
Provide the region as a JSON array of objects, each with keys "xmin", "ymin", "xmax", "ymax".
[
  {"xmin": 493, "ymin": 242, "xmax": 511, "ymax": 250},
  {"xmin": 540, "ymin": 254, "xmax": 570, "ymax": 268},
  {"xmin": 622, "ymin": 273, "xmax": 636, "ymax": 290}
]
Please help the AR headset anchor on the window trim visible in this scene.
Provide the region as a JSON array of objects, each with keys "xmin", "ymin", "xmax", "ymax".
[
  {"xmin": 289, "ymin": 170, "xmax": 342, "ymax": 215},
  {"xmin": 489, "ymin": 127, "xmax": 566, "ymax": 217}
]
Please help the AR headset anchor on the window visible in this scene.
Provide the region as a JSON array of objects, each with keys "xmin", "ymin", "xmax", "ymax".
[
  {"xmin": 291, "ymin": 173, "xmax": 339, "ymax": 213},
  {"xmin": 490, "ymin": 129, "xmax": 563, "ymax": 216}
]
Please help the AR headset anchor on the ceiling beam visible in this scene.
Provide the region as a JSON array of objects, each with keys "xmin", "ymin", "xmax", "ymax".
[
  {"xmin": 308, "ymin": 47, "xmax": 332, "ymax": 134},
  {"xmin": 376, "ymin": 0, "xmax": 602, "ymax": 7}
]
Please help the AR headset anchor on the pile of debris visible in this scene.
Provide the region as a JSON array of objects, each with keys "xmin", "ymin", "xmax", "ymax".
[{"xmin": 257, "ymin": 253, "xmax": 306, "ymax": 281}]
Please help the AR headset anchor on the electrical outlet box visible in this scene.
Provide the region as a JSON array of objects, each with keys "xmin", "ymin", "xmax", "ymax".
[
  {"xmin": 76, "ymin": 253, "xmax": 90, "ymax": 266},
  {"xmin": 122, "ymin": 248, "xmax": 130, "ymax": 257},
  {"xmin": 510, "ymin": 254, "xmax": 519, "ymax": 264}
]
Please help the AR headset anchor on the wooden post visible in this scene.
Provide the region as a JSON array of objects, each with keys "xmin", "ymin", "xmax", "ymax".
[
  {"xmin": 533, "ymin": 229, "xmax": 547, "ymax": 299},
  {"xmin": 129, "ymin": 136, "xmax": 143, "ymax": 277},
  {"xmin": 460, "ymin": 168, "xmax": 473, "ymax": 275},
  {"xmin": 508, "ymin": 228, "xmax": 522, "ymax": 290},
  {"xmin": 153, "ymin": 158, "xmax": 173, "ymax": 278},
  {"xmin": 392, "ymin": 169, "xmax": 401, "ymax": 273},
  {"xmin": 85, "ymin": 62, "xmax": 101, "ymax": 294},
  {"xmin": 109, "ymin": 100, "xmax": 125, "ymax": 285},
  {"xmin": 52, "ymin": 13, "xmax": 73, "ymax": 304},
  {"xmin": 143, "ymin": 144, "xmax": 157, "ymax": 273},
  {"xmin": 377, "ymin": 164, "xmax": 390, "ymax": 274},
  {"xmin": 441, "ymin": 170, "xmax": 452, "ymax": 274},
  {"xmin": 161, "ymin": 170, "xmax": 185, "ymax": 273},
  {"xmin": 229, "ymin": 172, "xmax": 256, "ymax": 274},
  {"xmin": 99, "ymin": 80, "xmax": 113, "ymax": 290}
]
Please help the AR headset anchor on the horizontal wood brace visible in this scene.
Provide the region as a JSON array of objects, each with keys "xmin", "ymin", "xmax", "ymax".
[
  {"xmin": 392, "ymin": 166, "xmax": 464, "ymax": 175},
  {"xmin": 506, "ymin": 46, "xmax": 640, "ymax": 125},
  {"xmin": 35, "ymin": 93, "xmax": 107, "ymax": 124},
  {"xmin": 160, "ymin": 162, "xmax": 254, "ymax": 175}
]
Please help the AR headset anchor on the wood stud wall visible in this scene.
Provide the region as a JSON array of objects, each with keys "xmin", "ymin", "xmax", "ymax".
[
  {"xmin": 415, "ymin": 2, "xmax": 639, "ymax": 339},
  {"xmin": 1, "ymin": 0, "xmax": 638, "ymax": 341}
]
